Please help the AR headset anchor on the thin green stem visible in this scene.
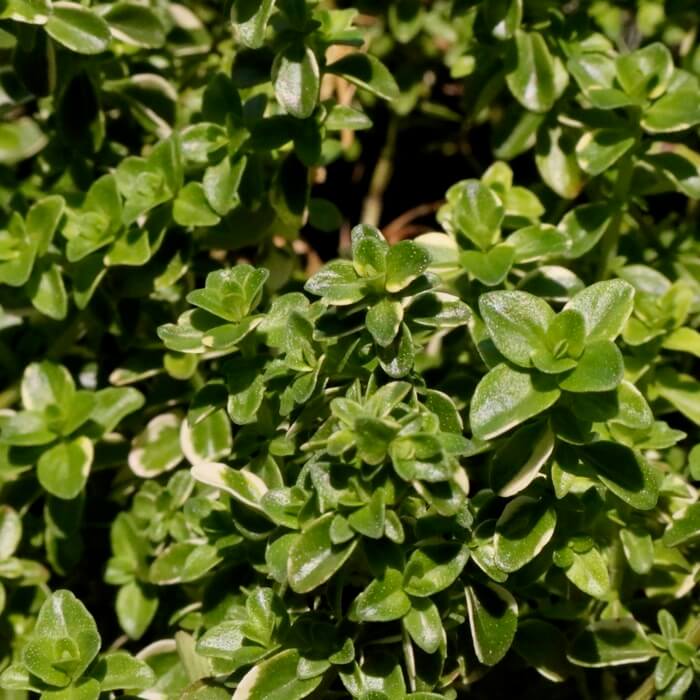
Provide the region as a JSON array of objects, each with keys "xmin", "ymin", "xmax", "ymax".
[{"xmin": 597, "ymin": 150, "xmax": 636, "ymax": 280}]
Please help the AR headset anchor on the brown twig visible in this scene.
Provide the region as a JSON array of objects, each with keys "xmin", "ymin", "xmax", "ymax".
[
  {"xmin": 383, "ymin": 200, "xmax": 444, "ymax": 243},
  {"xmin": 292, "ymin": 239, "xmax": 323, "ymax": 277},
  {"xmin": 361, "ymin": 116, "xmax": 398, "ymax": 227},
  {"xmin": 321, "ymin": 44, "xmax": 358, "ymax": 151}
]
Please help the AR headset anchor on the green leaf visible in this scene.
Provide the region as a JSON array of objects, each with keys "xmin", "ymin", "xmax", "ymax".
[
  {"xmin": 415, "ymin": 232, "xmax": 459, "ymax": 271},
  {"xmin": 465, "ymin": 582, "xmax": 518, "ymax": 666},
  {"xmin": 558, "ymin": 340, "xmax": 624, "ymax": 393},
  {"xmin": 654, "ymin": 654, "xmax": 678, "ymax": 691},
  {"xmin": 556, "ymin": 544, "xmax": 610, "ymax": 598},
  {"xmin": 128, "ymin": 413, "xmax": 182, "ymax": 478},
  {"xmin": 242, "ymin": 588, "xmax": 286, "ymax": 647},
  {"xmin": 453, "ymin": 180, "xmax": 505, "ymax": 250},
  {"xmin": 0, "ymin": 506, "xmax": 22, "ymax": 561},
  {"xmin": 191, "ymin": 462, "xmax": 267, "ymax": 511},
  {"xmin": 403, "ymin": 597, "xmax": 445, "ymax": 654},
  {"xmin": 105, "ymin": 226, "xmax": 151, "ymax": 267},
  {"xmin": 59, "ymin": 391, "xmax": 96, "ymax": 436},
  {"xmin": 104, "ymin": 2, "xmax": 166, "ymax": 48},
  {"xmin": 365, "ymin": 382, "xmax": 412, "ymax": 417},
  {"xmin": 662, "ymin": 503, "xmax": 700, "ymax": 547},
  {"xmin": 388, "ymin": 0, "xmax": 423, "ymax": 42},
  {"xmin": 460, "ymin": 244, "xmax": 514, "ymax": 286},
  {"xmin": 202, "ymin": 73, "xmax": 242, "ymax": 124},
  {"xmin": 305, "ymin": 260, "xmax": 365, "ymax": 305},
  {"xmin": 536, "ymin": 125, "xmax": 586, "ymax": 199},
  {"xmin": 547, "ymin": 309, "xmax": 585, "ymax": 359},
  {"xmin": 506, "ymin": 31, "xmax": 557, "ymax": 113},
  {"xmin": 180, "ymin": 122, "xmax": 229, "ymax": 165},
  {"xmin": 508, "ymin": 224, "xmax": 569, "ymax": 263},
  {"xmin": 568, "ymin": 619, "xmax": 657, "ymax": 667},
  {"xmin": 326, "ymin": 53, "xmax": 400, "ymax": 101},
  {"xmin": 349, "ymin": 568, "xmax": 410, "ymax": 622},
  {"xmin": 580, "ymin": 441, "xmax": 661, "ymax": 510},
  {"xmin": 180, "ymin": 409, "xmax": 231, "ymax": 465},
  {"xmin": 90, "ymin": 651, "xmax": 156, "ymax": 691},
  {"xmin": 482, "ymin": 0, "xmax": 521, "ymax": 40},
  {"xmin": 0, "ymin": 662, "xmax": 44, "ymax": 692},
  {"xmin": 22, "ymin": 590, "xmax": 100, "ymax": 687},
  {"xmin": 490, "ymin": 420, "xmax": 554, "ymax": 497},
  {"xmin": 175, "ymin": 630, "xmax": 212, "ymax": 683},
  {"xmin": 559, "ymin": 203, "xmax": 613, "ymax": 259},
  {"xmin": 494, "ymin": 495, "xmax": 557, "ymax": 572},
  {"xmin": 620, "ymin": 527, "xmax": 654, "ymax": 574},
  {"xmin": 288, "ymin": 514, "xmax": 357, "ymax": 593},
  {"xmin": 308, "ymin": 198, "xmax": 343, "ymax": 231},
  {"xmin": 109, "ymin": 512, "xmax": 148, "ymax": 577},
  {"xmin": 662, "ymin": 327, "xmax": 700, "ymax": 358},
  {"xmin": 197, "ymin": 620, "xmax": 265, "ymax": 666},
  {"xmin": 203, "ymin": 156, "xmax": 246, "ymax": 216},
  {"xmin": 690, "ymin": 444, "xmax": 700, "ymax": 481},
  {"xmin": 149, "ymin": 543, "xmax": 221, "ymax": 584},
  {"xmin": 26, "ymin": 195, "xmax": 65, "ymax": 255},
  {"xmin": 384, "ymin": 241, "xmax": 430, "ymax": 293},
  {"xmin": 403, "ymin": 543, "xmax": 469, "ymax": 597},
  {"xmin": 26, "ymin": 261, "xmax": 68, "ymax": 320},
  {"xmin": 351, "ymin": 229, "xmax": 390, "ymax": 278},
  {"xmin": 0, "ymin": 0, "xmax": 50, "ymax": 24},
  {"xmin": 504, "ymin": 185, "xmax": 545, "ymax": 221},
  {"xmin": 514, "ymin": 620, "xmax": 570, "ymax": 682},
  {"xmin": 339, "ymin": 654, "xmax": 406, "ymax": 699},
  {"xmin": 272, "ymin": 45, "xmax": 320, "ymax": 119},
  {"xmin": 42, "ymin": 678, "xmax": 101, "ymax": 700},
  {"xmin": 348, "ymin": 491, "xmax": 386, "ymax": 538},
  {"xmin": 0, "ymin": 410, "xmax": 56, "ymax": 446},
  {"xmin": 662, "ymin": 667, "xmax": 694, "ymax": 698},
  {"xmin": 616, "ymin": 43, "xmax": 674, "ymax": 100},
  {"xmin": 378, "ymin": 323, "xmax": 415, "ymax": 379},
  {"xmin": 0, "ymin": 117, "xmax": 46, "ymax": 165},
  {"xmin": 188, "ymin": 266, "xmax": 268, "ymax": 322},
  {"xmin": 470, "ymin": 364, "xmax": 560, "ymax": 440},
  {"xmin": 408, "ymin": 292, "xmax": 471, "ymax": 329},
  {"xmin": 576, "ymin": 129, "xmax": 635, "ymax": 176},
  {"xmin": 228, "ymin": 372, "xmax": 266, "ymax": 425},
  {"xmin": 564, "ymin": 280, "xmax": 634, "ymax": 342},
  {"xmin": 45, "ymin": 2, "xmax": 111, "ymax": 54},
  {"xmin": 665, "ymin": 667, "xmax": 694, "ymax": 697},
  {"xmin": 231, "ymin": 0, "xmax": 276, "ymax": 49},
  {"xmin": 325, "ymin": 105, "xmax": 372, "ymax": 131},
  {"xmin": 568, "ymin": 51, "xmax": 631, "ymax": 109},
  {"xmin": 72, "ymin": 253, "xmax": 107, "ymax": 309},
  {"xmin": 116, "ymin": 581, "xmax": 158, "ymax": 640},
  {"xmin": 21, "ymin": 360, "xmax": 74, "ymax": 411},
  {"xmin": 89, "ymin": 387, "xmax": 144, "ymax": 435},
  {"xmin": 158, "ymin": 309, "xmax": 209, "ymax": 353},
  {"xmin": 642, "ymin": 90, "xmax": 700, "ymax": 133},
  {"xmin": 654, "ymin": 367, "xmax": 700, "ymax": 426},
  {"xmin": 366, "ymin": 298, "xmax": 403, "ymax": 347},
  {"xmin": 644, "ymin": 143, "xmax": 700, "ymax": 199},
  {"xmin": 0, "ymin": 215, "xmax": 37, "ymax": 286},
  {"xmin": 173, "ymin": 182, "xmax": 221, "ymax": 227},
  {"xmin": 479, "ymin": 290, "xmax": 554, "ymax": 367},
  {"xmin": 37, "ymin": 436, "xmax": 93, "ymax": 499}
]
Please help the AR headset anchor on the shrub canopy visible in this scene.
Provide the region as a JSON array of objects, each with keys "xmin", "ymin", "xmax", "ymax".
[{"xmin": 1, "ymin": 1, "xmax": 700, "ymax": 698}]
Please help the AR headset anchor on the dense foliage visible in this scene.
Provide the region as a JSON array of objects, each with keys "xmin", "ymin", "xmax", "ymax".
[{"xmin": 1, "ymin": 0, "xmax": 700, "ymax": 698}]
